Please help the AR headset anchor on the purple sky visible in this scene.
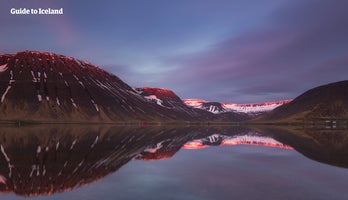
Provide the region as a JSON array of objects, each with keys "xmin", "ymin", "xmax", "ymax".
[{"xmin": 1, "ymin": 0, "xmax": 348, "ymax": 103}]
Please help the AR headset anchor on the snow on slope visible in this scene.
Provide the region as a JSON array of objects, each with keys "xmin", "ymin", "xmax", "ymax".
[
  {"xmin": 183, "ymin": 99, "xmax": 292, "ymax": 115},
  {"xmin": 183, "ymin": 99, "xmax": 207, "ymax": 107},
  {"xmin": 144, "ymin": 95, "xmax": 164, "ymax": 106},
  {"xmin": 222, "ymin": 100, "xmax": 292, "ymax": 113},
  {"xmin": 0, "ymin": 64, "xmax": 7, "ymax": 72}
]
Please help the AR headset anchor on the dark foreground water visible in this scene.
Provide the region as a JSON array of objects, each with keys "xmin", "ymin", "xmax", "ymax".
[{"xmin": 0, "ymin": 125, "xmax": 347, "ymax": 200}]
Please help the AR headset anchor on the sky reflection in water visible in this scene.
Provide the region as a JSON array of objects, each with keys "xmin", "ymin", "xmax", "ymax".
[{"xmin": 92, "ymin": 146, "xmax": 348, "ymax": 200}]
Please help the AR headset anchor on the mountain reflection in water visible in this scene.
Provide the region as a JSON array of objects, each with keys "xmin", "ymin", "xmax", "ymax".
[{"xmin": 0, "ymin": 125, "xmax": 347, "ymax": 199}]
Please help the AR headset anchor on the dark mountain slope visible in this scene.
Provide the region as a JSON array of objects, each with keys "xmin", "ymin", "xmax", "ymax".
[
  {"xmin": 262, "ymin": 80, "xmax": 348, "ymax": 120},
  {"xmin": 0, "ymin": 51, "xmax": 212, "ymax": 122}
]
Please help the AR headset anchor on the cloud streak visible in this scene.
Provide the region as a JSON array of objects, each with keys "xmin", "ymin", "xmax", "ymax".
[{"xmin": 160, "ymin": 0, "xmax": 348, "ymax": 102}]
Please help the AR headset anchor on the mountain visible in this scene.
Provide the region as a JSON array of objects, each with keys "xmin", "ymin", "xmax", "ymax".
[
  {"xmin": 261, "ymin": 80, "xmax": 348, "ymax": 121},
  {"xmin": 4, "ymin": 50, "xmax": 344, "ymax": 123},
  {"xmin": 135, "ymin": 87, "xmax": 212, "ymax": 118},
  {"xmin": 0, "ymin": 51, "xmax": 214, "ymax": 122},
  {"xmin": 136, "ymin": 88, "xmax": 251, "ymax": 122},
  {"xmin": 183, "ymin": 99, "xmax": 291, "ymax": 116},
  {"xmin": 136, "ymin": 87, "xmax": 181, "ymax": 108}
]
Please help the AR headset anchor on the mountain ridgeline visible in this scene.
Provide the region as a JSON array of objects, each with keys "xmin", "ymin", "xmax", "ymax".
[
  {"xmin": 0, "ymin": 51, "xmax": 216, "ymax": 122},
  {"xmin": 0, "ymin": 50, "xmax": 347, "ymax": 123}
]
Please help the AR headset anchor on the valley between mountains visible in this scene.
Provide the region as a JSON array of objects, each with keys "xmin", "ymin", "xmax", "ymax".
[{"xmin": 0, "ymin": 51, "xmax": 347, "ymax": 124}]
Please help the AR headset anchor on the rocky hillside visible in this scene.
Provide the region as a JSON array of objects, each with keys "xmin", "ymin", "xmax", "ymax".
[
  {"xmin": 261, "ymin": 81, "xmax": 348, "ymax": 121},
  {"xmin": 0, "ymin": 51, "xmax": 212, "ymax": 122}
]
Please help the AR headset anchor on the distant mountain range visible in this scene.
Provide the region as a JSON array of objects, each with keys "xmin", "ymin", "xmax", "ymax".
[
  {"xmin": 136, "ymin": 87, "xmax": 252, "ymax": 121},
  {"xmin": 0, "ymin": 51, "xmax": 347, "ymax": 122},
  {"xmin": 183, "ymin": 99, "xmax": 291, "ymax": 116}
]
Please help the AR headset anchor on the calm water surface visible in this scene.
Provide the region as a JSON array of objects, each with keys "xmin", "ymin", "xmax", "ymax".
[{"xmin": 0, "ymin": 125, "xmax": 347, "ymax": 200}]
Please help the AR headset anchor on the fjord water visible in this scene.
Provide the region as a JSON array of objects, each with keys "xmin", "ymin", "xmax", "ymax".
[{"xmin": 0, "ymin": 125, "xmax": 347, "ymax": 200}]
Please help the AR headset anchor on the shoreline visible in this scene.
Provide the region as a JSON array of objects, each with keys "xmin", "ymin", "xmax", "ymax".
[{"xmin": 1, "ymin": 119, "xmax": 347, "ymax": 129}]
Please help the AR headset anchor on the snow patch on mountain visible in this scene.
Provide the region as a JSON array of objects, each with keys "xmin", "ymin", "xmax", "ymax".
[
  {"xmin": 0, "ymin": 64, "xmax": 7, "ymax": 72},
  {"xmin": 144, "ymin": 95, "xmax": 164, "ymax": 106},
  {"xmin": 208, "ymin": 105, "xmax": 220, "ymax": 113}
]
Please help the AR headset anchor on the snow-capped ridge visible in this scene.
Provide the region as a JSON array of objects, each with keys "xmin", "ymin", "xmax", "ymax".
[
  {"xmin": 222, "ymin": 99, "xmax": 292, "ymax": 114},
  {"xmin": 183, "ymin": 99, "xmax": 208, "ymax": 107},
  {"xmin": 183, "ymin": 99, "xmax": 292, "ymax": 115},
  {"xmin": 139, "ymin": 87, "xmax": 178, "ymax": 98},
  {"xmin": 135, "ymin": 87, "xmax": 181, "ymax": 108}
]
